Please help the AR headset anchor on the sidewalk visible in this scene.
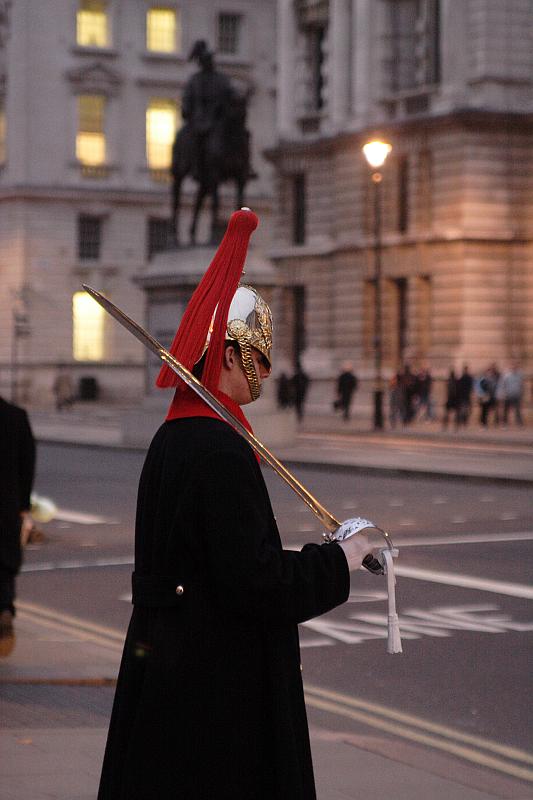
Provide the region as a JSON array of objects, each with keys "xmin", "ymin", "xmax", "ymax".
[
  {"xmin": 28, "ymin": 403, "xmax": 533, "ymax": 483},
  {"xmin": 2, "ymin": 605, "xmax": 526, "ymax": 800}
]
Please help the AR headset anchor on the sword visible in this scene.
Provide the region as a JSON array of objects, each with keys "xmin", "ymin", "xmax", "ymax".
[{"xmin": 83, "ymin": 284, "xmax": 390, "ymax": 573}]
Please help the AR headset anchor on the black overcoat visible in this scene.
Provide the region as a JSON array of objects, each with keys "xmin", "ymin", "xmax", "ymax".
[
  {"xmin": 0, "ymin": 397, "xmax": 36, "ymax": 572},
  {"xmin": 98, "ymin": 417, "xmax": 349, "ymax": 799}
]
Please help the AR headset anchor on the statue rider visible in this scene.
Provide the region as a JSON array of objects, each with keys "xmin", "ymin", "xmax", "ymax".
[{"xmin": 182, "ymin": 40, "xmax": 236, "ymax": 183}]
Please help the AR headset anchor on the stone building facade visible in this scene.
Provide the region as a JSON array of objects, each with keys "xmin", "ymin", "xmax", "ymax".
[
  {"xmin": 267, "ymin": 0, "xmax": 533, "ymax": 414},
  {"xmin": 0, "ymin": 0, "xmax": 276, "ymax": 404}
]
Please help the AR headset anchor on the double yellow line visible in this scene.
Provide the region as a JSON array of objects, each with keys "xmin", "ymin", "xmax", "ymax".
[
  {"xmin": 16, "ymin": 600, "xmax": 125, "ymax": 654},
  {"xmin": 304, "ymin": 683, "xmax": 533, "ymax": 783}
]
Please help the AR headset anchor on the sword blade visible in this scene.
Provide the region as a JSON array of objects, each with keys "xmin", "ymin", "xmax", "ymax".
[{"xmin": 83, "ymin": 285, "xmax": 341, "ymax": 534}]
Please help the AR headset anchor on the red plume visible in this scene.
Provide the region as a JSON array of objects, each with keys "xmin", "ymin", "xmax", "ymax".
[{"xmin": 156, "ymin": 209, "xmax": 259, "ymax": 394}]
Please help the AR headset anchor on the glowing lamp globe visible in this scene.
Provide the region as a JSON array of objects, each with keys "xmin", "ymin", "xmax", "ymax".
[{"xmin": 362, "ymin": 141, "xmax": 392, "ymax": 169}]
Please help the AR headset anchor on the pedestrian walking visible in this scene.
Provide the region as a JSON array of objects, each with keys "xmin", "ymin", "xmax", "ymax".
[
  {"xmin": 456, "ymin": 365, "xmax": 473, "ymax": 426},
  {"xmin": 0, "ymin": 396, "xmax": 36, "ymax": 656},
  {"xmin": 402, "ymin": 364, "xmax": 417, "ymax": 423},
  {"xmin": 291, "ymin": 363, "xmax": 310, "ymax": 422},
  {"xmin": 416, "ymin": 366, "xmax": 434, "ymax": 421},
  {"xmin": 500, "ymin": 362, "xmax": 524, "ymax": 426},
  {"xmin": 52, "ymin": 367, "xmax": 75, "ymax": 411},
  {"xmin": 333, "ymin": 362, "xmax": 358, "ymax": 421},
  {"xmin": 97, "ymin": 211, "xmax": 379, "ymax": 800},
  {"xmin": 276, "ymin": 371, "xmax": 292, "ymax": 409},
  {"xmin": 442, "ymin": 369, "xmax": 459, "ymax": 430},
  {"xmin": 388, "ymin": 372, "xmax": 404, "ymax": 429},
  {"xmin": 476, "ymin": 366, "xmax": 498, "ymax": 427}
]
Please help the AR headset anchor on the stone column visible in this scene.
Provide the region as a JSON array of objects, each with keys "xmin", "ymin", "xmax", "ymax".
[
  {"xmin": 351, "ymin": 0, "xmax": 373, "ymax": 125},
  {"xmin": 329, "ymin": 0, "xmax": 352, "ymax": 128},
  {"xmin": 277, "ymin": 0, "xmax": 296, "ymax": 139}
]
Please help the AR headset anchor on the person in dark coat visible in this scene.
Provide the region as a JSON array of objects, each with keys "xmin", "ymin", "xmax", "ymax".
[
  {"xmin": 291, "ymin": 363, "xmax": 310, "ymax": 422},
  {"xmin": 456, "ymin": 365, "xmax": 473, "ymax": 426},
  {"xmin": 98, "ymin": 211, "xmax": 378, "ymax": 799},
  {"xmin": 334, "ymin": 362, "xmax": 358, "ymax": 421},
  {"xmin": 0, "ymin": 396, "xmax": 36, "ymax": 656},
  {"xmin": 442, "ymin": 369, "xmax": 459, "ymax": 430}
]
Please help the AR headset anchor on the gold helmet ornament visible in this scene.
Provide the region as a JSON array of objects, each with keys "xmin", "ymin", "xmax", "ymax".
[
  {"xmin": 205, "ymin": 285, "xmax": 273, "ymax": 401},
  {"xmin": 156, "ymin": 208, "xmax": 272, "ymax": 404}
]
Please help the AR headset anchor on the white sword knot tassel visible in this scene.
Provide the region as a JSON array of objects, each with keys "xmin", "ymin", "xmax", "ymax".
[{"xmin": 325, "ymin": 517, "xmax": 402, "ymax": 654}]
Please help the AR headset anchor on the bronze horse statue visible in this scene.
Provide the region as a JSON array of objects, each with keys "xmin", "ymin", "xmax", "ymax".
[{"xmin": 171, "ymin": 92, "xmax": 252, "ymax": 246}]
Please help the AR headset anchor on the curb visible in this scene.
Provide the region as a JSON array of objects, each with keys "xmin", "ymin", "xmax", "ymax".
[
  {"xmin": 35, "ymin": 439, "xmax": 533, "ymax": 486},
  {"xmin": 280, "ymin": 459, "xmax": 533, "ymax": 487}
]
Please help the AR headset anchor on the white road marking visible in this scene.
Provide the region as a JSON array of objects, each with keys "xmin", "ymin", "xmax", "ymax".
[
  {"xmin": 395, "ymin": 565, "xmax": 533, "ymax": 599},
  {"xmin": 432, "ymin": 497, "xmax": 447, "ymax": 504},
  {"xmin": 54, "ymin": 508, "xmax": 120, "ymax": 525},
  {"xmin": 450, "ymin": 516, "xmax": 467, "ymax": 524},
  {"xmin": 388, "ymin": 498, "xmax": 405, "ymax": 507},
  {"xmin": 499, "ymin": 512, "xmax": 517, "ymax": 521},
  {"xmin": 399, "ymin": 519, "xmax": 416, "ymax": 526},
  {"xmin": 341, "ymin": 500, "xmax": 358, "ymax": 509},
  {"xmin": 21, "ymin": 555, "xmax": 133, "ymax": 572},
  {"xmin": 396, "ymin": 530, "xmax": 533, "ymax": 547}
]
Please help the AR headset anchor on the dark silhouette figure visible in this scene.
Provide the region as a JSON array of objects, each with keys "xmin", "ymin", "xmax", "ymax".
[
  {"xmin": 171, "ymin": 41, "xmax": 252, "ymax": 245},
  {"xmin": 276, "ymin": 372, "xmax": 292, "ymax": 410},
  {"xmin": 442, "ymin": 369, "xmax": 459, "ymax": 430},
  {"xmin": 416, "ymin": 367, "xmax": 434, "ymax": 421},
  {"xmin": 456, "ymin": 365, "xmax": 473, "ymax": 426},
  {"xmin": 291, "ymin": 365, "xmax": 310, "ymax": 423},
  {"xmin": 0, "ymin": 396, "xmax": 36, "ymax": 656},
  {"xmin": 402, "ymin": 365, "xmax": 417, "ymax": 424},
  {"xmin": 476, "ymin": 366, "xmax": 498, "ymax": 427},
  {"xmin": 334, "ymin": 363, "xmax": 358, "ymax": 421}
]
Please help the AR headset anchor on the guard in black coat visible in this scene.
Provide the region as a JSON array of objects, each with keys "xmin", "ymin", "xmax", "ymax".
[
  {"xmin": 98, "ymin": 210, "xmax": 376, "ymax": 798},
  {"xmin": 0, "ymin": 396, "xmax": 36, "ymax": 655}
]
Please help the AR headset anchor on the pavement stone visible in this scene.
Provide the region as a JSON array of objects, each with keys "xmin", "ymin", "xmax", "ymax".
[{"xmin": 2, "ymin": 613, "xmax": 533, "ymax": 799}]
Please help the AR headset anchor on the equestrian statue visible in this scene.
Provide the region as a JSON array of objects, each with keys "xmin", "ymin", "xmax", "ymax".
[{"xmin": 171, "ymin": 40, "xmax": 253, "ymax": 246}]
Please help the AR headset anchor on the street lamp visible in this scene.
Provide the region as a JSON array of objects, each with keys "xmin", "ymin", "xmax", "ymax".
[{"xmin": 362, "ymin": 139, "xmax": 392, "ymax": 430}]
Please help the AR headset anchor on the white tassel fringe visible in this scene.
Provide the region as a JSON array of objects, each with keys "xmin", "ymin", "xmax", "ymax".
[{"xmin": 381, "ymin": 548, "xmax": 403, "ymax": 654}]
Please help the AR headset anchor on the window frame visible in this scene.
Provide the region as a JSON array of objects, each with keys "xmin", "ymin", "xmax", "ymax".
[
  {"xmin": 77, "ymin": 214, "xmax": 103, "ymax": 261},
  {"xmin": 145, "ymin": 97, "xmax": 179, "ymax": 172},
  {"xmin": 76, "ymin": 93, "xmax": 107, "ymax": 167},
  {"xmin": 216, "ymin": 10, "xmax": 244, "ymax": 56},
  {"xmin": 146, "ymin": 6, "xmax": 181, "ymax": 54},
  {"xmin": 76, "ymin": 0, "xmax": 111, "ymax": 50}
]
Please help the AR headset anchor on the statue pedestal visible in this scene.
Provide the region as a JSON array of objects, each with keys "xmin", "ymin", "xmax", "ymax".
[{"xmin": 122, "ymin": 244, "xmax": 297, "ymax": 449}]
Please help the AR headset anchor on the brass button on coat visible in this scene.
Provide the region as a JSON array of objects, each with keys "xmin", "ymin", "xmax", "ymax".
[{"xmin": 175, "ymin": 585, "xmax": 184, "ymax": 595}]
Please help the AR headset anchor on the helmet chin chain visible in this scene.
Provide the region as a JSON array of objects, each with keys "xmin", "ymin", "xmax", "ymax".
[{"xmin": 239, "ymin": 343, "xmax": 261, "ymax": 401}]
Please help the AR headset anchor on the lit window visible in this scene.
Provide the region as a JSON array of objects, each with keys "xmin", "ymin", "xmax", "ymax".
[
  {"xmin": 77, "ymin": 0, "xmax": 109, "ymax": 48},
  {"xmin": 73, "ymin": 291, "xmax": 105, "ymax": 361},
  {"xmin": 76, "ymin": 95, "xmax": 106, "ymax": 166},
  {"xmin": 147, "ymin": 7, "xmax": 180, "ymax": 53},
  {"xmin": 0, "ymin": 102, "xmax": 5, "ymax": 164},
  {"xmin": 146, "ymin": 99, "xmax": 179, "ymax": 169},
  {"xmin": 217, "ymin": 12, "xmax": 242, "ymax": 55}
]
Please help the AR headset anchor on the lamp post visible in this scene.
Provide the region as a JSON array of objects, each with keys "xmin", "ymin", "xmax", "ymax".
[
  {"xmin": 362, "ymin": 140, "xmax": 392, "ymax": 430},
  {"xmin": 10, "ymin": 288, "xmax": 31, "ymax": 405}
]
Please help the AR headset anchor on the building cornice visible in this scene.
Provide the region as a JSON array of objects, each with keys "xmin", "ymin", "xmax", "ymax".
[
  {"xmin": 0, "ymin": 183, "xmax": 273, "ymax": 207},
  {"xmin": 265, "ymin": 108, "xmax": 533, "ymax": 166},
  {"xmin": 268, "ymin": 231, "xmax": 532, "ymax": 262}
]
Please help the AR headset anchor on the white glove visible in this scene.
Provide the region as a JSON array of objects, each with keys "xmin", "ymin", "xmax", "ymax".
[
  {"xmin": 338, "ymin": 532, "xmax": 378, "ymax": 572},
  {"xmin": 329, "ymin": 517, "xmax": 385, "ymax": 573}
]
